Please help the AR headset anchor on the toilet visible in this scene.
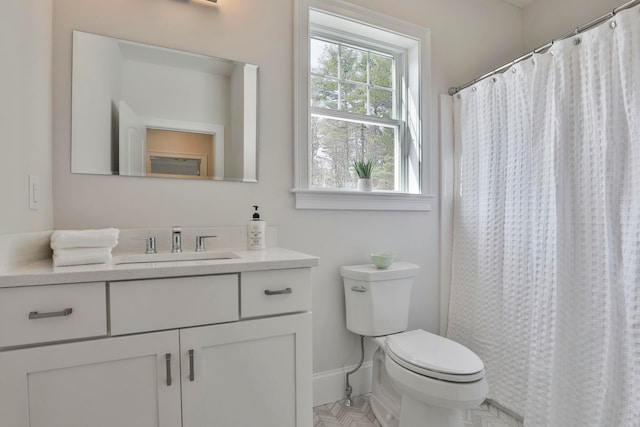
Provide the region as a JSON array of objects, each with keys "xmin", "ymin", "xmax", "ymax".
[{"xmin": 341, "ymin": 262, "xmax": 488, "ymax": 427}]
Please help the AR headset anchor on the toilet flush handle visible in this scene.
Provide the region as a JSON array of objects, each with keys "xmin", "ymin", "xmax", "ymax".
[{"xmin": 351, "ymin": 286, "xmax": 367, "ymax": 293}]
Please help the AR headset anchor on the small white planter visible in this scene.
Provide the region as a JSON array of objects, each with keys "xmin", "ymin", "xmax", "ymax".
[{"xmin": 357, "ymin": 178, "xmax": 372, "ymax": 192}]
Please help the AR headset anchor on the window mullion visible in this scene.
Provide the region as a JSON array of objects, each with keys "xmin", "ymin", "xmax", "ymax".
[
  {"xmin": 337, "ymin": 44, "xmax": 342, "ymax": 111},
  {"xmin": 399, "ymin": 122, "xmax": 407, "ymax": 192},
  {"xmin": 311, "ymin": 26, "xmax": 405, "ymax": 58},
  {"xmin": 310, "ymin": 107, "xmax": 401, "ymax": 128},
  {"xmin": 366, "ymin": 50, "xmax": 371, "ymax": 116}
]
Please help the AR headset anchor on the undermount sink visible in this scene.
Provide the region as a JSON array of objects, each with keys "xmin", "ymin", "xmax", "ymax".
[{"xmin": 112, "ymin": 251, "xmax": 240, "ymax": 265}]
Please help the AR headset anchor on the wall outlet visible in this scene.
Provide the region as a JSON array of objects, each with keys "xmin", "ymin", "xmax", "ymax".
[{"xmin": 29, "ymin": 174, "xmax": 39, "ymax": 210}]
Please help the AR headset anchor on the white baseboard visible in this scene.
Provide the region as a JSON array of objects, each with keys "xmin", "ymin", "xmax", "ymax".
[{"xmin": 313, "ymin": 362, "xmax": 373, "ymax": 407}]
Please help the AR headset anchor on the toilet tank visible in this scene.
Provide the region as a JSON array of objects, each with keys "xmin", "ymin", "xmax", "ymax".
[{"xmin": 341, "ymin": 262, "xmax": 419, "ymax": 336}]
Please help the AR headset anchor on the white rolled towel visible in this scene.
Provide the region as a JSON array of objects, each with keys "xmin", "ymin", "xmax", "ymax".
[
  {"xmin": 53, "ymin": 247, "xmax": 113, "ymax": 267},
  {"xmin": 51, "ymin": 228, "xmax": 119, "ymax": 250}
]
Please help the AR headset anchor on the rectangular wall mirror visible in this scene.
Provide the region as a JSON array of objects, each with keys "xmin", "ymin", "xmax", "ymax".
[{"xmin": 71, "ymin": 31, "xmax": 258, "ymax": 182}]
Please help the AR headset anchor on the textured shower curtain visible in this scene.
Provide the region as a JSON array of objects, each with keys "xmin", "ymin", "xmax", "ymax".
[{"xmin": 447, "ymin": 7, "xmax": 640, "ymax": 426}]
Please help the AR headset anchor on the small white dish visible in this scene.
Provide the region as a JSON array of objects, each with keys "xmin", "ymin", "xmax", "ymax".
[{"xmin": 370, "ymin": 253, "xmax": 395, "ymax": 269}]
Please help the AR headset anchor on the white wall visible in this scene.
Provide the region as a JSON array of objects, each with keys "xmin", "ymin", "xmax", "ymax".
[
  {"xmin": 0, "ymin": 0, "xmax": 53, "ymax": 268},
  {"xmin": 0, "ymin": 0, "xmax": 53, "ymax": 238},
  {"xmin": 51, "ymin": 0, "xmax": 523, "ymax": 386},
  {"xmin": 228, "ymin": 63, "xmax": 246, "ymax": 180},
  {"xmin": 241, "ymin": 64, "xmax": 258, "ymax": 182},
  {"xmin": 72, "ymin": 33, "xmax": 122, "ymax": 175},
  {"xmin": 522, "ymin": 0, "xmax": 624, "ymax": 51},
  {"xmin": 122, "ymin": 60, "xmax": 230, "ymax": 126}
]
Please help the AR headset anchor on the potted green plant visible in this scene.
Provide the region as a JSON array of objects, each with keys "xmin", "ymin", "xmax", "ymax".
[{"xmin": 353, "ymin": 160, "xmax": 374, "ymax": 191}]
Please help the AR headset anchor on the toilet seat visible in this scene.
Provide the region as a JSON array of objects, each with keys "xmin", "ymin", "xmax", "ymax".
[{"xmin": 385, "ymin": 330, "xmax": 484, "ymax": 383}]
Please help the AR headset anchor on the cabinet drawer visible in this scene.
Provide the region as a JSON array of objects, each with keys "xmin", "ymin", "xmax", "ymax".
[
  {"xmin": 0, "ymin": 282, "xmax": 107, "ymax": 348},
  {"xmin": 110, "ymin": 274, "xmax": 239, "ymax": 335},
  {"xmin": 240, "ymin": 268, "xmax": 311, "ymax": 318}
]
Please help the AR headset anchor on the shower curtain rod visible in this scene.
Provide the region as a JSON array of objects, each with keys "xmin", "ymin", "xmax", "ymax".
[{"xmin": 448, "ymin": 0, "xmax": 640, "ymax": 96}]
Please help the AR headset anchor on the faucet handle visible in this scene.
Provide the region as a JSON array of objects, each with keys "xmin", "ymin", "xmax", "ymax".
[
  {"xmin": 132, "ymin": 236, "xmax": 157, "ymax": 254},
  {"xmin": 171, "ymin": 226, "xmax": 183, "ymax": 253},
  {"xmin": 195, "ymin": 235, "xmax": 217, "ymax": 252}
]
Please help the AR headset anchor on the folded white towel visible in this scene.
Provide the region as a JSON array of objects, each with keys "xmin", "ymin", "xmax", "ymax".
[
  {"xmin": 53, "ymin": 247, "xmax": 113, "ymax": 267},
  {"xmin": 51, "ymin": 228, "xmax": 119, "ymax": 250}
]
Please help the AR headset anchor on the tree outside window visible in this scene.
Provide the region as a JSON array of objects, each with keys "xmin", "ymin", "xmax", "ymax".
[{"xmin": 309, "ymin": 38, "xmax": 399, "ymax": 191}]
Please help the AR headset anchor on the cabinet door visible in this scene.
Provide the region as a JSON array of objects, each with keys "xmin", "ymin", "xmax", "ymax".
[
  {"xmin": 181, "ymin": 312, "xmax": 312, "ymax": 427},
  {"xmin": 0, "ymin": 331, "xmax": 181, "ymax": 427}
]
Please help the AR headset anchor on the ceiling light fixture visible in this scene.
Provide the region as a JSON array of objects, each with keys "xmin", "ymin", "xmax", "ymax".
[{"xmin": 186, "ymin": 0, "xmax": 218, "ymax": 4}]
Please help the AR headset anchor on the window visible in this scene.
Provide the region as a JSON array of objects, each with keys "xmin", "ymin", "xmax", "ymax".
[
  {"xmin": 294, "ymin": 0, "xmax": 433, "ymax": 210},
  {"xmin": 310, "ymin": 38, "xmax": 399, "ymax": 190}
]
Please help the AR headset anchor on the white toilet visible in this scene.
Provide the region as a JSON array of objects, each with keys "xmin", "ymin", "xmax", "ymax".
[{"xmin": 341, "ymin": 262, "xmax": 488, "ymax": 427}]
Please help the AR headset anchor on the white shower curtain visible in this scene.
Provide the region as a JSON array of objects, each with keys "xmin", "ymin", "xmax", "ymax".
[{"xmin": 448, "ymin": 7, "xmax": 640, "ymax": 426}]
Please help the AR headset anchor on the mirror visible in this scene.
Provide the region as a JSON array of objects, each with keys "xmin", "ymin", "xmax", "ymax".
[{"xmin": 71, "ymin": 31, "xmax": 258, "ymax": 182}]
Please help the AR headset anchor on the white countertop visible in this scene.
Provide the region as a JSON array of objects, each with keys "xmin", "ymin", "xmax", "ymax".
[{"xmin": 0, "ymin": 247, "xmax": 319, "ymax": 288}]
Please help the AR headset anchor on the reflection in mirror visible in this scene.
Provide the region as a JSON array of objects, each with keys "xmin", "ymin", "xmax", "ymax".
[{"xmin": 71, "ymin": 31, "xmax": 258, "ymax": 182}]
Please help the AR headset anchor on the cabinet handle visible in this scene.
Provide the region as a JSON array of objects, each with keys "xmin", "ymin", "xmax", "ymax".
[
  {"xmin": 351, "ymin": 286, "xmax": 367, "ymax": 293},
  {"xmin": 28, "ymin": 307, "xmax": 73, "ymax": 319},
  {"xmin": 165, "ymin": 353, "xmax": 172, "ymax": 386},
  {"xmin": 264, "ymin": 288, "xmax": 292, "ymax": 296},
  {"xmin": 189, "ymin": 349, "xmax": 195, "ymax": 381}
]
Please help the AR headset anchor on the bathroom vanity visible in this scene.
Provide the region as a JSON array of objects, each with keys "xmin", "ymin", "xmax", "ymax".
[{"xmin": 0, "ymin": 248, "xmax": 318, "ymax": 427}]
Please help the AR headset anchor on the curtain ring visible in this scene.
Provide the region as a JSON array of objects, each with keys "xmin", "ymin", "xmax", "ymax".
[
  {"xmin": 609, "ymin": 21, "xmax": 617, "ymax": 29},
  {"xmin": 573, "ymin": 38, "xmax": 581, "ymax": 46}
]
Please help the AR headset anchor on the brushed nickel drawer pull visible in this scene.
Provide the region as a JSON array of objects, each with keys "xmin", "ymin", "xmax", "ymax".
[
  {"xmin": 166, "ymin": 353, "xmax": 172, "ymax": 386},
  {"xmin": 351, "ymin": 286, "xmax": 367, "ymax": 293},
  {"xmin": 28, "ymin": 308, "xmax": 73, "ymax": 319},
  {"xmin": 189, "ymin": 349, "xmax": 195, "ymax": 381},
  {"xmin": 264, "ymin": 288, "xmax": 292, "ymax": 296}
]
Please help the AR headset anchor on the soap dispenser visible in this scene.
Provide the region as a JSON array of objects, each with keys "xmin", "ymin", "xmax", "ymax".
[{"xmin": 247, "ymin": 205, "xmax": 266, "ymax": 250}]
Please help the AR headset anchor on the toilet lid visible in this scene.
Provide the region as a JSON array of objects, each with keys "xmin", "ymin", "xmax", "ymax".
[{"xmin": 385, "ymin": 330, "xmax": 484, "ymax": 383}]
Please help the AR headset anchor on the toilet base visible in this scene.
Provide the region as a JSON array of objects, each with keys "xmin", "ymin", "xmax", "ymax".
[
  {"xmin": 370, "ymin": 348, "xmax": 400, "ymax": 427},
  {"xmin": 399, "ymin": 393, "xmax": 464, "ymax": 427},
  {"xmin": 370, "ymin": 344, "xmax": 482, "ymax": 427}
]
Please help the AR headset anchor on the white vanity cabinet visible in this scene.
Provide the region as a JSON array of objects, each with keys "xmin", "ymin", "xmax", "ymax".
[
  {"xmin": 181, "ymin": 313, "xmax": 311, "ymax": 427},
  {"xmin": 0, "ymin": 282, "xmax": 107, "ymax": 347},
  {"xmin": 0, "ymin": 330, "xmax": 182, "ymax": 427},
  {"xmin": 0, "ymin": 261, "xmax": 315, "ymax": 427}
]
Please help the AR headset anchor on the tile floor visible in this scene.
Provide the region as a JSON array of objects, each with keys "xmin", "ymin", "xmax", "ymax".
[{"xmin": 313, "ymin": 394, "xmax": 524, "ymax": 427}]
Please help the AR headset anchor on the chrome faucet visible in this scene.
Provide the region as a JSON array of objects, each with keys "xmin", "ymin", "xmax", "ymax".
[
  {"xmin": 195, "ymin": 235, "xmax": 217, "ymax": 252},
  {"xmin": 171, "ymin": 226, "xmax": 182, "ymax": 253},
  {"xmin": 133, "ymin": 236, "xmax": 157, "ymax": 254}
]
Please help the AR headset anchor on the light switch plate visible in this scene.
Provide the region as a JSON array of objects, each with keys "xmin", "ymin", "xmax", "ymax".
[{"xmin": 29, "ymin": 174, "xmax": 39, "ymax": 210}]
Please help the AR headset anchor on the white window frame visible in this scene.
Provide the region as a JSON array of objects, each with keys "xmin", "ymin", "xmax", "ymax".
[{"xmin": 293, "ymin": 0, "xmax": 434, "ymax": 211}]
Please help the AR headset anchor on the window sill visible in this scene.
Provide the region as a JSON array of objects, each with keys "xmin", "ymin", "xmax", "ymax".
[{"xmin": 292, "ymin": 189, "xmax": 434, "ymax": 211}]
